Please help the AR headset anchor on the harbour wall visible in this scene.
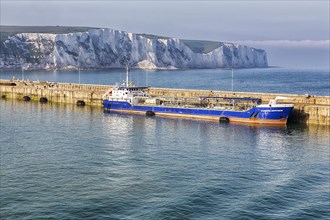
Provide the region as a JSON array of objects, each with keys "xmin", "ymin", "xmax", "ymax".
[{"xmin": 1, "ymin": 79, "xmax": 329, "ymax": 126}]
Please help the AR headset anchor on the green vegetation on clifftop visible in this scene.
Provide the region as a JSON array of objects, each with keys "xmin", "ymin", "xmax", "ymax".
[{"xmin": 1, "ymin": 25, "xmax": 225, "ymax": 54}]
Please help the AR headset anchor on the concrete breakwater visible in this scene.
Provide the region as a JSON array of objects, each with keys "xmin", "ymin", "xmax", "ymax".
[{"xmin": 1, "ymin": 79, "xmax": 329, "ymax": 126}]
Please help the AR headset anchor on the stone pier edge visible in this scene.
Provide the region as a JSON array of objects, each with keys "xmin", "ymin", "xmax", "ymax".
[{"xmin": 1, "ymin": 79, "xmax": 329, "ymax": 126}]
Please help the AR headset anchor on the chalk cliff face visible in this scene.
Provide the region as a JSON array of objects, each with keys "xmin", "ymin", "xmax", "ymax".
[{"xmin": 0, "ymin": 28, "xmax": 268, "ymax": 69}]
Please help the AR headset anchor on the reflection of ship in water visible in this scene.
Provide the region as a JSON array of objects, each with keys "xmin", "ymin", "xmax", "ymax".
[{"xmin": 103, "ymin": 67, "xmax": 294, "ymax": 125}]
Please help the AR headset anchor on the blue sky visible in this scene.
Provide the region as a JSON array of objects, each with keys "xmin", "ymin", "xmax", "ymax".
[{"xmin": 1, "ymin": 0, "xmax": 329, "ymax": 68}]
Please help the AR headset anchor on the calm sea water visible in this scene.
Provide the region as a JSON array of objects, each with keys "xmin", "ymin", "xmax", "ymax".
[
  {"xmin": 1, "ymin": 68, "xmax": 330, "ymax": 219},
  {"xmin": 1, "ymin": 67, "xmax": 329, "ymax": 95}
]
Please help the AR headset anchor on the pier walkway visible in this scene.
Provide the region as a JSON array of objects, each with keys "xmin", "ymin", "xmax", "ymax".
[{"xmin": 1, "ymin": 79, "xmax": 329, "ymax": 126}]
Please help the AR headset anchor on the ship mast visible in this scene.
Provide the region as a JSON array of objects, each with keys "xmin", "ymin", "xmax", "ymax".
[
  {"xmin": 125, "ymin": 65, "xmax": 129, "ymax": 87},
  {"xmin": 231, "ymin": 68, "xmax": 233, "ymax": 92}
]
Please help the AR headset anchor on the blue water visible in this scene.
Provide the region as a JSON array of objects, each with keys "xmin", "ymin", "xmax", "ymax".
[
  {"xmin": 1, "ymin": 68, "xmax": 330, "ymax": 219},
  {"xmin": 1, "ymin": 67, "xmax": 329, "ymax": 95},
  {"xmin": 1, "ymin": 99, "xmax": 329, "ymax": 219}
]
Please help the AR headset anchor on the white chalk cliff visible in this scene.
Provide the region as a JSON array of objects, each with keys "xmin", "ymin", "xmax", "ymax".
[{"xmin": 0, "ymin": 28, "xmax": 268, "ymax": 69}]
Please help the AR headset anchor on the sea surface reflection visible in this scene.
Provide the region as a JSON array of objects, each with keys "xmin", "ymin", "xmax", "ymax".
[{"xmin": 1, "ymin": 99, "xmax": 329, "ymax": 219}]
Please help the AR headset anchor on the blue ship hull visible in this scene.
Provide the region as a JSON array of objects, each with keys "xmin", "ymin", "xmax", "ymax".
[{"xmin": 103, "ymin": 100, "xmax": 293, "ymax": 125}]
